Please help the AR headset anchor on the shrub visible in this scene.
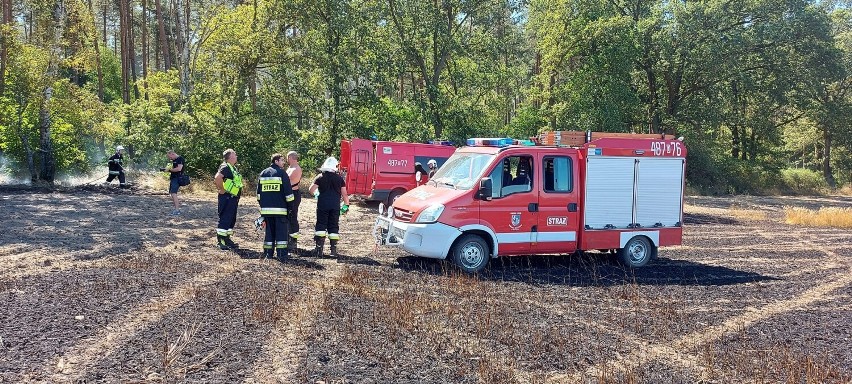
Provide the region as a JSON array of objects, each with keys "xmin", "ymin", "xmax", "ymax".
[
  {"xmin": 780, "ymin": 169, "xmax": 828, "ymax": 195},
  {"xmin": 784, "ymin": 206, "xmax": 852, "ymax": 228}
]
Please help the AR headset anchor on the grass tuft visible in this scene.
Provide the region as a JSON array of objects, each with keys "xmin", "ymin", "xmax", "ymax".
[
  {"xmin": 728, "ymin": 206, "xmax": 768, "ymax": 222},
  {"xmin": 784, "ymin": 206, "xmax": 852, "ymax": 228}
]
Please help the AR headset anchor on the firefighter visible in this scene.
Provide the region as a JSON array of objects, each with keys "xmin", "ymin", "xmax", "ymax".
[
  {"xmin": 257, "ymin": 153, "xmax": 295, "ymax": 261},
  {"xmin": 285, "ymin": 151, "xmax": 303, "ymax": 252},
  {"xmin": 308, "ymin": 157, "xmax": 350, "ymax": 258},
  {"xmin": 214, "ymin": 149, "xmax": 243, "ymax": 250},
  {"xmin": 427, "ymin": 159, "xmax": 438, "ymax": 178},
  {"xmin": 414, "ymin": 162, "xmax": 427, "ymax": 185},
  {"xmin": 106, "ymin": 145, "xmax": 127, "ymax": 188}
]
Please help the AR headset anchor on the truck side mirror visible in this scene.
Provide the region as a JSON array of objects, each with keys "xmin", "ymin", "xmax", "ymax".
[{"xmin": 478, "ymin": 177, "xmax": 493, "ymax": 200}]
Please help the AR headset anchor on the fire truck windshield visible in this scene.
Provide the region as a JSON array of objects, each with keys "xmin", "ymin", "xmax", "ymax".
[{"xmin": 429, "ymin": 152, "xmax": 494, "ymax": 190}]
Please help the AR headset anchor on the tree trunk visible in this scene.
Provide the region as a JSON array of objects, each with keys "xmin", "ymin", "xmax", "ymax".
[
  {"xmin": 823, "ymin": 125, "xmax": 836, "ymax": 188},
  {"xmin": 87, "ymin": 0, "xmax": 105, "ymax": 101},
  {"xmin": 119, "ymin": 0, "xmax": 130, "ymax": 103},
  {"xmin": 155, "ymin": 0, "xmax": 169, "ymax": 69},
  {"xmin": 731, "ymin": 125, "xmax": 740, "ymax": 159},
  {"xmin": 174, "ymin": 0, "xmax": 190, "ymax": 106},
  {"xmin": 141, "ymin": 0, "xmax": 148, "ymax": 98},
  {"xmin": 40, "ymin": 0, "xmax": 65, "ymax": 184},
  {"xmin": 127, "ymin": 0, "xmax": 139, "ymax": 100},
  {"xmin": 103, "ymin": 1, "xmax": 107, "ymax": 46},
  {"xmin": 0, "ymin": 0, "xmax": 11, "ymax": 96}
]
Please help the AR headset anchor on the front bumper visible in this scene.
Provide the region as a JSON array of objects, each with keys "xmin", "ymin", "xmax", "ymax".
[{"xmin": 373, "ymin": 215, "xmax": 460, "ymax": 259}]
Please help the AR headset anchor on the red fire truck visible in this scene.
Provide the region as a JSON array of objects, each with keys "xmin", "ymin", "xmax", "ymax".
[
  {"xmin": 341, "ymin": 138, "xmax": 456, "ymax": 204},
  {"xmin": 374, "ymin": 135, "xmax": 686, "ymax": 272}
]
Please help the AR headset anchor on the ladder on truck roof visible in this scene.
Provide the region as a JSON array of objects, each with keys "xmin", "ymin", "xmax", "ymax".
[{"xmin": 536, "ymin": 130, "xmax": 676, "ymax": 146}]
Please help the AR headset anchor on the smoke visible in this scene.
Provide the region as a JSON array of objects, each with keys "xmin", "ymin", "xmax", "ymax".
[
  {"xmin": 0, "ymin": 153, "xmax": 31, "ymax": 185},
  {"xmin": 54, "ymin": 171, "xmax": 109, "ymax": 187}
]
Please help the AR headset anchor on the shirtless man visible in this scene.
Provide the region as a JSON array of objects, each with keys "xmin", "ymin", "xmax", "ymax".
[{"xmin": 285, "ymin": 151, "xmax": 303, "ymax": 251}]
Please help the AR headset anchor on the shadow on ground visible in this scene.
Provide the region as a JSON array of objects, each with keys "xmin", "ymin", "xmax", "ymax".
[
  {"xmin": 395, "ymin": 253, "xmax": 777, "ymax": 287},
  {"xmin": 683, "ymin": 213, "xmax": 740, "ymax": 225}
]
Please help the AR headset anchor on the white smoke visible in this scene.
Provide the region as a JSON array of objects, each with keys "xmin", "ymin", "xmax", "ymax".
[{"xmin": 0, "ymin": 153, "xmax": 30, "ymax": 185}]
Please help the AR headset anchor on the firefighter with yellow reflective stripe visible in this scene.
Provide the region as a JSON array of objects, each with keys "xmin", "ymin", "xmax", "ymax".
[
  {"xmin": 308, "ymin": 157, "xmax": 350, "ymax": 258},
  {"xmin": 214, "ymin": 149, "xmax": 243, "ymax": 250},
  {"xmin": 106, "ymin": 145, "xmax": 128, "ymax": 188},
  {"xmin": 257, "ymin": 153, "xmax": 295, "ymax": 261}
]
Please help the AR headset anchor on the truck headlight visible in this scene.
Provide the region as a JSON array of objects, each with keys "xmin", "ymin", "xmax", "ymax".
[{"xmin": 415, "ymin": 204, "xmax": 444, "ymax": 223}]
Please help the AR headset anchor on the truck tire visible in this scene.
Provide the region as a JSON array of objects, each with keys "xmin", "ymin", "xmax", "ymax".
[
  {"xmin": 451, "ymin": 234, "xmax": 490, "ymax": 273},
  {"xmin": 618, "ymin": 236, "xmax": 654, "ymax": 268},
  {"xmin": 387, "ymin": 189, "xmax": 405, "ymax": 206}
]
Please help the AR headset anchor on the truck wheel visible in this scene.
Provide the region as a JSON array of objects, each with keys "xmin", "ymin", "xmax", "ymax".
[
  {"xmin": 451, "ymin": 234, "xmax": 490, "ymax": 273},
  {"xmin": 387, "ymin": 189, "xmax": 405, "ymax": 206},
  {"xmin": 618, "ymin": 236, "xmax": 654, "ymax": 268}
]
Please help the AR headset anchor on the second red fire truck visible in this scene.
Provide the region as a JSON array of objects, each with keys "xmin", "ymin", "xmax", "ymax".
[
  {"xmin": 341, "ymin": 138, "xmax": 456, "ymax": 205},
  {"xmin": 374, "ymin": 134, "xmax": 687, "ymax": 272}
]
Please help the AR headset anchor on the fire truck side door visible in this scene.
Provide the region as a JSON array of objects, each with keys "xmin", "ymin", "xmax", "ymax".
[
  {"xmin": 479, "ymin": 154, "xmax": 537, "ymax": 255},
  {"xmin": 534, "ymin": 153, "xmax": 580, "ymax": 253},
  {"xmin": 346, "ymin": 138, "xmax": 374, "ymax": 196}
]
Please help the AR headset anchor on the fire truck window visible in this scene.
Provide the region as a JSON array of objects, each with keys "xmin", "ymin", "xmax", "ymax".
[
  {"xmin": 544, "ymin": 157, "xmax": 572, "ymax": 192},
  {"xmin": 488, "ymin": 156, "xmax": 533, "ymax": 198}
]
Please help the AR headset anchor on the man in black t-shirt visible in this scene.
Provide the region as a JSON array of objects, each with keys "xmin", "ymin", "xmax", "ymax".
[
  {"xmin": 308, "ymin": 157, "xmax": 350, "ymax": 258},
  {"xmin": 161, "ymin": 150, "xmax": 185, "ymax": 215}
]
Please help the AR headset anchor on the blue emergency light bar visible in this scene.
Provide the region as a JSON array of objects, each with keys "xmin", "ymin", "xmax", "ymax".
[{"xmin": 466, "ymin": 137, "xmax": 515, "ymax": 147}]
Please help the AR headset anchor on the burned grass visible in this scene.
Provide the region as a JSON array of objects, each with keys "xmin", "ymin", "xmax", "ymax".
[{"xmin": 0, "ymin": 189, "xmax": 850, "ymax": 383}]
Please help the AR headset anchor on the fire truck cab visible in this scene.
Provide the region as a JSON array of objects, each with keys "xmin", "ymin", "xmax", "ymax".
[
  {"xmin": 374, "ymin": 136, "xmax": 686, "ymax": 273},
  {"xmin": 341, "ymin": 138, "xmax": 456, "ymax": 205}
]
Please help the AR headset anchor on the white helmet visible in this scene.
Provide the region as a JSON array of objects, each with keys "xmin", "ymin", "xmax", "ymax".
[
  {"xmin": 116, "ymin": 145, "xmax": 125, "ymax": 151},
  {"xmin": 319, "ymin": 157, "xmax": 339, "ymax": 172},
  {"xmin": 427, "ymin": 159, "xmax": 437, "ymax": 167}
]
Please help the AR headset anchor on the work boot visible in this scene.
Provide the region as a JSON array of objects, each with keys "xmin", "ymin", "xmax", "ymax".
[
  {"xmin": 287, "ymin": 237, "xmax": 298, "ymax": 253},
  {"xmin": 223, "ymin": 236, "xmax": 239, "ymax": 249},
  {"xmin": 313, "ymin": 237, "xmax": 325, "ymax": 258},
  {"xmin": 329, "ymin": 240, "xmax": 338, "ymax": 258},
  {"xmin": 276, "ymin": 248, "xmax": 288, "ymax": 263},
  {"xmin": 263, "ymin": 248, "xmax": 274, "ymax": 259},
  {"xmin": 217, "ymin": 235, "xmax": 229, "ymax": 250}
]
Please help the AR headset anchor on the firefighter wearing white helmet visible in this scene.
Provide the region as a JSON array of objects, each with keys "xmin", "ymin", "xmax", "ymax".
[
  {"xmin": 427, "ymin": 158, "xmax": 438, "ymax": 179},
  {"xmin": 308, "ymin": 156, "xmax": 350, "ymax": 258},
  {"xmin": 106, "ymin": 145, "xmax": 128, "ymax": 188}
]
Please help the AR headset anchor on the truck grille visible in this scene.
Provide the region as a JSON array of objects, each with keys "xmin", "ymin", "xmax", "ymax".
[{"xmin": 393, "ymin": 208, "xmax": 414, "ymax": 223}]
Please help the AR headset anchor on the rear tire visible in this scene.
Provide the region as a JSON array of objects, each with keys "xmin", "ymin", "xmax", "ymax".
[
  {"xmin": 618, "ymin": 236, "xmax": 654, "ymax": 268},
  {"xmin": 451, "ymin": 234, "xmax": 490, "ymax": 273}
]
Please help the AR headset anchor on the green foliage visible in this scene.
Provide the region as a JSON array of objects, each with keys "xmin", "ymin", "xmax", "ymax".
[
  {"xmin": 1, "ymin": 0, "xmax": 851, "ymax": 192},
  {"xmin": 781, "ymin": 168, "xmax": 829, "ymax": 194}
]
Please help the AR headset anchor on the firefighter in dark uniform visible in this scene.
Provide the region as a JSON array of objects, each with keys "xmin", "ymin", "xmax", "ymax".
[
  {"xmin": 308, "ymin": 157, "xmax": 350, "ymax": 258},
  {"xmin": 285, "ymin": 151, "xmax": 303, "ymax": 252},
  {"xmin": 257, "ymin": 153, "xmax": 295, "ymax": 261},
  {"xmin": 106, "ymin": 145, "xmax": 127, "ymax": 188},
  {"xmin": 214, "ymin": 149, "xmax": 243, "ymax": 250}
]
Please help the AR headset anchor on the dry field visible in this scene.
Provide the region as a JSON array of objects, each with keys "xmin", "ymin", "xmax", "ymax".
[{"xmin": 1, "ymin": 186, "xmax": 851, "ymax": 383}]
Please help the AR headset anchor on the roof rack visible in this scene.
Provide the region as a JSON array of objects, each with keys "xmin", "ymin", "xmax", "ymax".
[{"xmin": 536, "ymin": 130, "xmax": 675, "ymax": 146}]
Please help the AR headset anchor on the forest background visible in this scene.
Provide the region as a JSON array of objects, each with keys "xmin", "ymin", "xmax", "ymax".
[{"xmin": 1, "ymin": 0, "xmax": 851, "ymax": 195}]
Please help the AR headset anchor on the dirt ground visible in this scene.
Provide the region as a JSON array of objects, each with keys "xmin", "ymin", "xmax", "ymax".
[{"xmin": 1, "ymin": 185, "xmax": 851, "ymax": 383}]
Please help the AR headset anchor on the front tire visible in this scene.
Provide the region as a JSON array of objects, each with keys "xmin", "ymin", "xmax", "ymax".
[
  {"xmin": 387, "ymin": 188, "xmax": 406, "ymax": 206},
  {"xmin": 451, "ymin": 234, "xmax": 490, "ymax": 273},
  {"xmin": 618, "ymin": 236, "xmax": 654, "ymax": 268}
]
